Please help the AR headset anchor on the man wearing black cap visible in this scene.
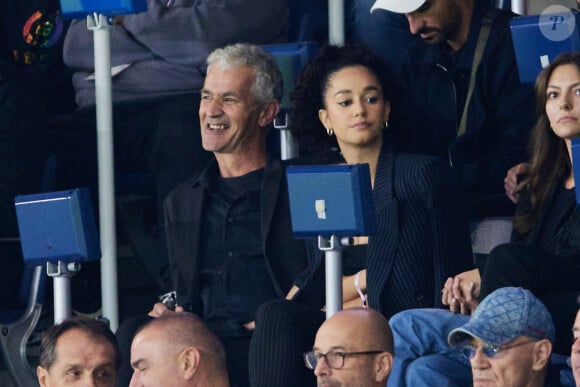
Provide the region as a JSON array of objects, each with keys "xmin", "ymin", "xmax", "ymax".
[{"xmin": 370, "ymin": 0, "xmax": 534, "ymax": 217}]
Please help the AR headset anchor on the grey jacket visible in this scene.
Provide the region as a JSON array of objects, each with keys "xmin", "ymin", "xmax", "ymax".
[{"xmin": 64, "ymin": 0, "xmax": 289, "ymax": 107}]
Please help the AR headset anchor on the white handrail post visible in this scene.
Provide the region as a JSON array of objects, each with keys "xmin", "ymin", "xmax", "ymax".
[
  {"xmin": 328, "ymin": 0, "xmax": 345, "ymax": 45},
  {"xmin": 87, "ymin": 13, "xmax": 119, "ymax": 331}
]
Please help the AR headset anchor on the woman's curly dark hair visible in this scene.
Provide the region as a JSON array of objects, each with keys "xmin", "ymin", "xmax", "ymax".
[{"xmin": 290, "ymin": 42, "xmax": 391, "ymax": 157}]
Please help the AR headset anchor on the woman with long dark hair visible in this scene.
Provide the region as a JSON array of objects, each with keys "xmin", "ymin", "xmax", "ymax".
[
  {"xmin": 477, "ymin": 51, "xmax": 580, "ymax": 349},
  {"xmin": 389, "ymin": 52, "xmax": 580, "ymax": 386}
]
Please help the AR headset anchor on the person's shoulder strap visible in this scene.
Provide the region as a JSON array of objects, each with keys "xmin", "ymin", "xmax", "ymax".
[{"xmin": 457, "ymin": 11, "xmax": 494, "ymax": 137}]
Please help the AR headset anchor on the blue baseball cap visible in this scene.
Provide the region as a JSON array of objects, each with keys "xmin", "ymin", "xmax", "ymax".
[{"xmin": 448, "ymin": 287, "xmax": 555, "ymax": 346}]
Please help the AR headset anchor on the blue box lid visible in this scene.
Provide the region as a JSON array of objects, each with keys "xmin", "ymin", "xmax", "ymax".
[
  {"xmin": 511, "ymin": 9, "xmax": 580, "ymax": 84},
  {"xmin": 286, "ymin": 164, "xmax": 376, "ymax": 238},
  {"xmin": 15, "ymin": 188, "xmax": 101, "ymax": 265},
  {"xmin": 59, "ymin": 0, "xmax": 147, "ymax": 19}
]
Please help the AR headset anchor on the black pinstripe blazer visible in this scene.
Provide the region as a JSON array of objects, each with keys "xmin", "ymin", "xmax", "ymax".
[{"xmin": 295, "ymin": 145, "xmax": 474, "ymax": 318}]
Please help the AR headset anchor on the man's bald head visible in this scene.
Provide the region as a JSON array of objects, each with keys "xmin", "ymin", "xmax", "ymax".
[
  {"xmin": 317, "ymin": 307, "xmax": 394, "ymax": 354},
  {"xmin": 141, "ymin": 313, "xmax": 225, "ymax": 361},
  {"xmin": 311, "ymin": 308, "xmax": 393, "ymax": 386},
  {"xmin": 129, "ymin": 313, "xmax": 228, "ymax": 387}
]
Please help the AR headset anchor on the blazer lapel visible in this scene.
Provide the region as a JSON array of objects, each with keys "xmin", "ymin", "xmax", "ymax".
[
  {"xmin": 373, "ymin": 145, "xmax": 396, "ymax": 211},
  {"xmin": 367, "ymin": 146, "xmax": 401, "ymax": 313},
  {"xmin": 259, "ymin": 157, "xmax": 285, "ymax": 297},
  {"xmin": 261, "ymin": 157, "xmax": 282, "ymax": 246}
]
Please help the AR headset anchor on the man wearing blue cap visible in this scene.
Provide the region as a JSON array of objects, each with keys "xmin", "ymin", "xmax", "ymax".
[
  {"xmin": 370, "ymin": 0, "xmax": 534, "ymax": 217},
  {"xmin": 389, "ymin": 287, "xmax": 557, "ymax": 386},
  {"xmin": 448, "ymin": 287, "xmax": 554, "ymax": 387}
]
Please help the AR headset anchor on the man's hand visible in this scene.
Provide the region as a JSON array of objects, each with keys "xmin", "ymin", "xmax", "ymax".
[
  {"xmin": 441, "ymin": 269, "xmax": 481, "ymax": 315},
  {"xmin": 504, "ymin": 163, "xmax": 530, "ymax": 204}
]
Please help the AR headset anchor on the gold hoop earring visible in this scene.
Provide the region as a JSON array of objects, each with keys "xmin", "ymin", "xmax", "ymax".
[{"xmin": 326, "ymin": 127, "xmax": 334, "ymax": 136}]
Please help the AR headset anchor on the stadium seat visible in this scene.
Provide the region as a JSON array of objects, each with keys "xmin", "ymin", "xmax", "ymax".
[{"xmin": 0, "ymin": 250, "xmax": 45, "ymax": 387}]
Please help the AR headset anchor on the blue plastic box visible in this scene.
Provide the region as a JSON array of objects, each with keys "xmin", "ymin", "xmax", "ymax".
[
  {"xmin": 286, "ymin": 164, "xmax": 376, "ymax": 238},
  {"xmin": 511, "ymin": 10, "xmax": 580, "ymax": 84},
  {"xmin": 59, "ymin": 0, "xmax": 147, "ymax": 19},
  {"xmin": 262, "ymin": 42, "xmax": 318, "ymax": 111},
  {"xmin": 15, "ymin": 188, "xmax": 101, "ymax": 265}
]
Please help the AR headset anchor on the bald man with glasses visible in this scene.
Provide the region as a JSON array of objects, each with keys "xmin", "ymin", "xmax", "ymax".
[{"xmin": 304, "ymin": 307, "xmax": 394, "ymax": 386}]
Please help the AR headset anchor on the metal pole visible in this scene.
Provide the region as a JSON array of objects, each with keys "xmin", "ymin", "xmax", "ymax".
[
  {"xmin": 273, "ymin": 113, "xmax": 299, "ymax": 160},
  {"xmin": 280, "ymin": 129, "xmax": 299, "ymax": 160},
  {"xmin": 52, "ymin": 276, "xmax": 71, "ymax": 324},
  {"xmin": 328, "ymin": 0, "xmax": 345, "ymax": 45},
  {"xmin": 88, "ymin": 13, "xmax": 119, "ymax": 331},
  {"xmin": 319, "ymin": 235, "xmax": 343, "ymax": 318},
  {"xmin": 48, "ymin": 261, "xmax": 80, "ymax": 324},
  {"xmin": 511, "ymin": 0, "xmax": 527, "ymax": 15}
]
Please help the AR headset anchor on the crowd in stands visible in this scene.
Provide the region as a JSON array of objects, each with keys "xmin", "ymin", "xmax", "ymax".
[
  {"xmin": 3, "ymin": 0, "xmax": 580, "ymax": 386},
  {"xmin": 34, "ymin": 290, "xmax": 580, "ymax": 386}
]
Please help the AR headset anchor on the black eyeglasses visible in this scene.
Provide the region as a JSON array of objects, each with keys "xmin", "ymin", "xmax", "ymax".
[
  {"xmin": 460, "ymin": 339, "xmax": 538, "ymax": 359},
  {"xmin": 303, "ymin": 350, "xmax": 384, "ymax": 369}
]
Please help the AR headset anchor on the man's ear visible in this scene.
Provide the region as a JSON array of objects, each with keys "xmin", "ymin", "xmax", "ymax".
[
  {"xmin": 375, "ymin": 352, "xmax": 393, "ymax": 382},
  {"xmin": 182, "ymin": 347, "xmax": 201, "ymax": 379},
  {"xmin": 37, "ymin": 366, "xmax": 49, "ymax": 387},
  {"xmin": 258, "ymin": 101, "xmax": 280, "ymax": 127},
  {"xmin": 531, "ymin": 339, "xmax": 552, "ymax": 371}
]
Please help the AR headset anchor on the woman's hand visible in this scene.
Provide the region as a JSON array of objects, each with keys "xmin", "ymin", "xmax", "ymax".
[
  {"xmin": 504, "ymin": 163, "xmax": 530, "ymax": 204},
  {"xmin": 441, "ymin": 268, "xmax": 481, "ymax": 315}
]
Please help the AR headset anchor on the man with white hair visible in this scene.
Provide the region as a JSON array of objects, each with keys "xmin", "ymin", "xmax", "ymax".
[{"xmin": 142, "ymin": 43, "xmax": 310, "ymax": 387}]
